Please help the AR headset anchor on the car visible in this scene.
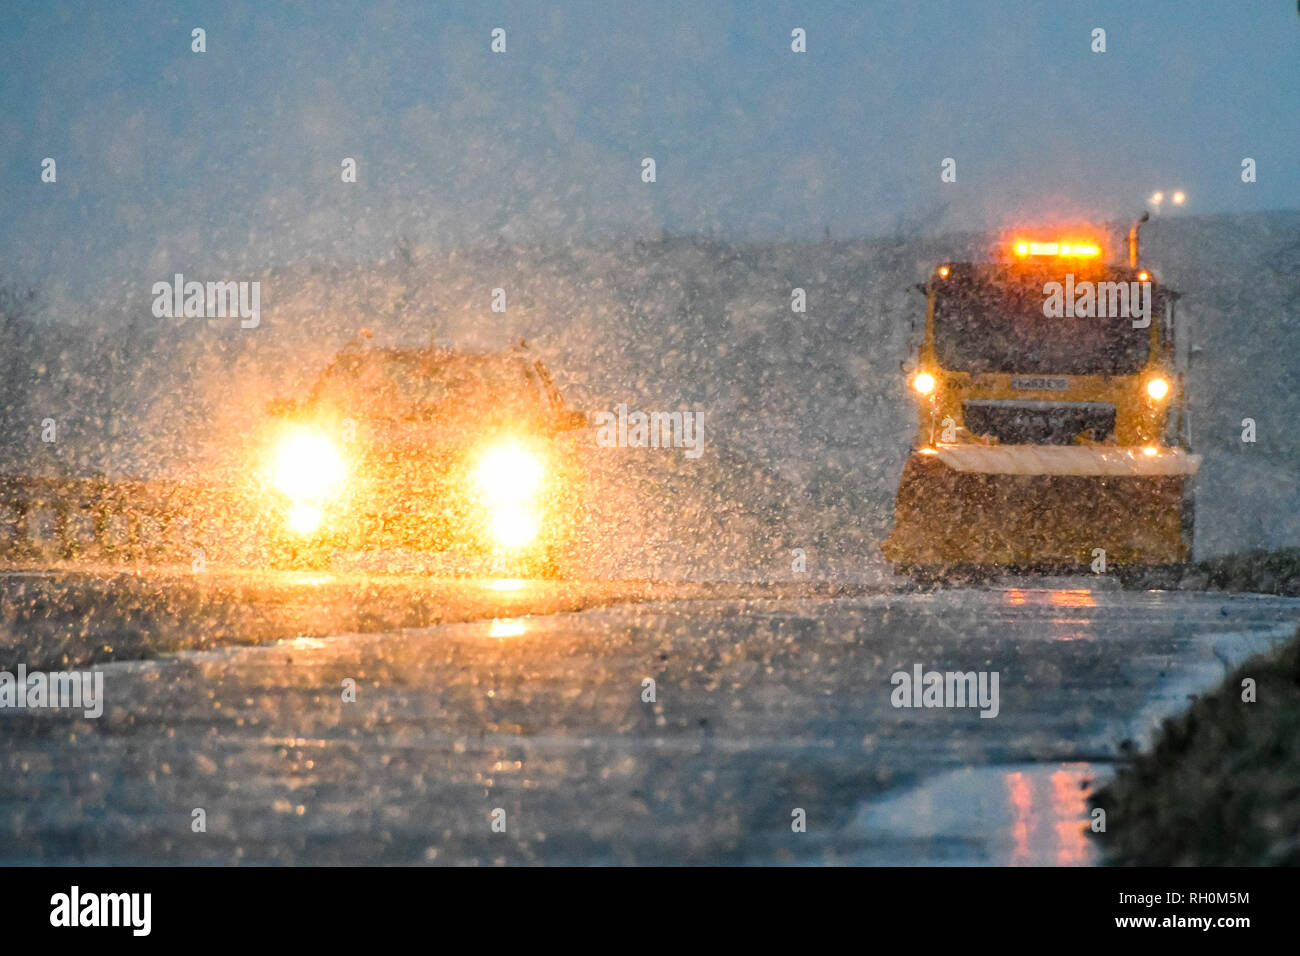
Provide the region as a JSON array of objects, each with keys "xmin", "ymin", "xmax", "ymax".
[{"xmin": 256, "ymin": 337, "xmax": 588, "ymax": 576}]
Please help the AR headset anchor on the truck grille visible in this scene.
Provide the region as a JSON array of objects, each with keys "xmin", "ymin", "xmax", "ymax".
[{"xmin": 963, "ymin": 400, "xmax": 1116, "ymax": 445}]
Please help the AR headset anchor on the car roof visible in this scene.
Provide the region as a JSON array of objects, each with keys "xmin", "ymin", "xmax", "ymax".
[{"xmin": 333, "ymin": 345, "xmax": 536, "ymax": 368}]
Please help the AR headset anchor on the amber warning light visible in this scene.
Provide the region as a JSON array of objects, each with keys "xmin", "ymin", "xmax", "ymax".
[{"xmin": 1012, "ymin": 239, "xmax": 1103, "ymax": 260}]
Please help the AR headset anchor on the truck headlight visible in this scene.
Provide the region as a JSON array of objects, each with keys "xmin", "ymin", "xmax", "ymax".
[{"xmin": 271, "ymin": 430, "xmax": 346, "ymax": 501}]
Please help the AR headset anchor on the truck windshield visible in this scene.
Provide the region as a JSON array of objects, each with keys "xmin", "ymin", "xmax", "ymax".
[{"xmin": 932, "ymin": 271, "xmax": 1152, "ymax": 375}]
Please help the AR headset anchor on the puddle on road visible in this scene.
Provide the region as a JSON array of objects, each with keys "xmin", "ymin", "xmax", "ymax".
[
  {"xmin": 841, "ymin": 762, "xmax": 1099, "ymax": 866},
  {"xmin": 835, "ymin": 617, "xmax": 1299, "ymax": 866}
]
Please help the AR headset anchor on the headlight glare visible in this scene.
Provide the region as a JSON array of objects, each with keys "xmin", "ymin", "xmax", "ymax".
[
  {"xmin": 272, "ymin": 430, "xmax": 346, "ymax": 501},
  {"xmin": 1146, "ymin": 377, "xmax": 1170, "ymax": 401},
  {"xmin": 475, "ymin": 444, "xmax": 544, "ymax": 506},
  {"xmin": 489, "ymin": 505, "xmax": 540, "ymax": 548}
]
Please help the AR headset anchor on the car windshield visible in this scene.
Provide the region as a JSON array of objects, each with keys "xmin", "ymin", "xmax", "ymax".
[
  {"xmin": 933, "ymin": 269, "xmax": 1153, "ymax": 375},
  {"xmin": 310, "ymin": 352, "xmax": 544, "ymax": 421}
]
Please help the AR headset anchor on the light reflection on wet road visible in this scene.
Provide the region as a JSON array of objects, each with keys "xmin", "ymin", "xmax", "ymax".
[{"xmin": 1, "ymin": 579, "xmax": 1297, "ymax": 864}]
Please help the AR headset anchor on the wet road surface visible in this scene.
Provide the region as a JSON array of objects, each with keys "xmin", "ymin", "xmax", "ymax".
[{"xmin": 1, "ymin": 576, "xmax": 1297, "ymax": 864}]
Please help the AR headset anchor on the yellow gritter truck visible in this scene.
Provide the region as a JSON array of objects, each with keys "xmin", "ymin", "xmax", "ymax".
[{"xmin": 882, "ymin": 218, "xmax": 1200, "ymax": 579}]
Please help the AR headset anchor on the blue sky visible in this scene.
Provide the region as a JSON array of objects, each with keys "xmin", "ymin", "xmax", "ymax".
[{"xmin": 1, "ymin": 0, "xmax": 1297, "ymax": 306}]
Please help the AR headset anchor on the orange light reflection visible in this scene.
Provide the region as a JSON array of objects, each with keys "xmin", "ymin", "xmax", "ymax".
[
  {"xmin": 1006, "ymin": 771, "xmax": 1033, "ymax": 865},
  {"xmin": 1048, "ymin": 589, "xmax": 1096, "ymax": 609},
  {"xmin": 1051, "ymin": 769, "xmax": 1090, "ymax": 865},
  {"xmin": 488, "ymin": 618, "xmax": 527, "ymax": 638}
]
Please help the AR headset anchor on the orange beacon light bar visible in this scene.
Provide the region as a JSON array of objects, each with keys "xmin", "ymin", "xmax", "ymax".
[{"xmin": 1013, "ymin": 239, "xmax": 1102, "ymax": 259}]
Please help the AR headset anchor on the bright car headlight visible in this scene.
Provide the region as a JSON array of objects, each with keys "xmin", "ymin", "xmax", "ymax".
[
  {"xmin": 1146, "ymin": 377, "xmax": 1170, "ymax": 401},
  {"xmin": 474, "ymin": 443, "xmax": 545, "ymax": 507},
  {"xmin": 488, "ymin": 506, "xmax": 540, "ymax": 548},
  {"xmin": 271, "ymin": 430, "xmax": 346, "ymax": 501},
  {"xmin": 286, "ymin": 503, "xmax": 324, "ymax": 535}
]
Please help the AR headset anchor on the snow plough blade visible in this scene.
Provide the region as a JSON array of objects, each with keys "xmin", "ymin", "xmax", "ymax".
[{"xmin": 881, "ymin": 445, "xmax": 1200, "ymax": 570}]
